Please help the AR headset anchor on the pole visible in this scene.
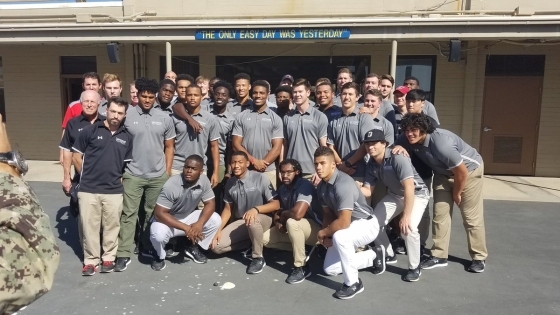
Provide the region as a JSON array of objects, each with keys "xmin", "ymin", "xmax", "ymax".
[
  {"xmin": 166, "ymin": 41, "xmax": 172, "ymax": 72},
  {"xmin": 390, "ymin": 40, "xmax": 397, "ymax": 102}
]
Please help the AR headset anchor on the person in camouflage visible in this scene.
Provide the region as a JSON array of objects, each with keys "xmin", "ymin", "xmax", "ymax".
[{"xmin": 0, "ymin": 113, "xmax": 60, "ymax": 314}]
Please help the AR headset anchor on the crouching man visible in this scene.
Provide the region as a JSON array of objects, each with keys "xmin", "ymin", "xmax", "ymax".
[
  {"xmin": 263, "ymin": 159, "xmax": 323, "ymax": 284},
  {"xmin": 315, "ymin": 146, "xmax": 385, "ymax": 300},
  {"xmin": 150, "ymin": 155, "xmax": 221, "ymax": 271}
]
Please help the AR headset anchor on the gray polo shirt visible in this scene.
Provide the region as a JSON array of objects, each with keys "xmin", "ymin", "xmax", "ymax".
[
  {"xmin": 327, "ymin": 107, "xmax": 376, "ymax": 178},
  {"xmin": 223, "ymin": 170, "xmax": 277, "ymax": 219},
  {"xmin": 124, "ymin": 105, "xmax": 176, "ymax": 178},
  {"xmin": 317, "ymin": 169, "xmax": 376, "ymax": 222},
  {"xmin": 283, "ymin": 106, "xmax": 328, "ymax": 174},
  {"xmin": 423, "ymin": 101, "xmax": 440, "ymax": 125},
  {"xmin": 212, "ymin": 109, "xmax": 235, "ymax": 166},
  {"xmin": 232, "ymin": 106, "xmax": 283, "ymax": 172},
  {"xmin": 397, "ymin": 128, "xmax": 483, "ymax": 176},
  {"xmin": 364, "ymin": 148, "xmax": 429, "ymax": 198},
  {"xmin": 380, "ymin": 100, "xmax": 395, "ymax": 118},
  {"xmin": 369, "ymin": 113, "xmax": 394, "ymax": 145},
  {"xmin": 154, "ymin": 100, "xmax": 175, "ymax": 114},
  {"xmin": 201, "ymin": 98, "xmax": 212, "ymax": 112},
  {"xmin": 227, "ymin": 99, "xmax": 254, "ymax": 117},
  {"xmin": 278, "ymin": 178, "xmax": 323, "ymax": 225},
  {"xmin": 155, "ymin": 174, "xmax": 215, "ymax": 220},
  {"xmin": 98, "ymin": 99, "xmax": 108, "ymax": 117},
  {"xmin": 172, "ymin": 109, "xmax": 220, "ymax": 171},
  {"xmin": 333, "ymin": 94, "xmax": 342, "ymax": 107}
]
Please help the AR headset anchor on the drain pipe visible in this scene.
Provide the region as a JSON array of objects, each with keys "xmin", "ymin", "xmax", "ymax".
[{"xmin": 390, "ymin": 40, "xmax": 397, "ymax": 102}]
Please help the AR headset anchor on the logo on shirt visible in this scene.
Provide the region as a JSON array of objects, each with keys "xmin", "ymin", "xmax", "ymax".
[
  {"xmin": 97, "ymin": 136, "xmax": 103, "ymax": 140},
  {"xmin": 78, "ymin": 128, "xmax": 84, "ymax": 132},
  {"xmin": 198, "ymin": 121, "xmax": 207, "ymax": 126},
  {"xmin": 192, "ymin": 189, "xmax": 202, "ymax": 196},
  {"xmin": 116, "ymin": 138, "xmax": 127, "ymax": 145},
  {"xmin": 303, "ymin": 119, "xmax": 313, "ymax": 123},
  {"xmin": 133, "ymin": 121, "xmax": 139, "ymax": 125},
  {"xmin": 261, "ymin": 118, "xmax": 271, "ymax": 122},
  {"xmin": 152, "ymin": 121, "xmax": 162, "ymax": 126},
  {"xmin": 246, "ymin": 187, "xmax": 256, "ymax": 192},
  {"xmin": 349, "ymin": 121, "xmax": 359, "ymax": 125},
  {"xmin": 425, "ymin": 152, "xmax": 434, "ymax": 159}
]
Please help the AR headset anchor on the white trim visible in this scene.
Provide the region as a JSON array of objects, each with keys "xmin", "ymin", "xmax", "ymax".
[
  {"xmin": 231, "ymin": 132, "xmax": 243, "ymax": 137},
  {"xmin": 296, "ymin": 199, "xmax": 311, "ymax": 205},
  {"xmin": 461, "ymin": 155, "xmax": 481, "ymax": 166},
  {"xmin": 449, "ymin": 159, "xmax": 464, "ymax": 169},
  {"xmin": 210, "ymin": 137, "xmax": 221, "ymax": 141},
  {"xmin": 155, "ymin": 202, "xmax": 171, "ymax": 210},
  {"xmin": 71, "ymin": 147, "xmax": 84, "ymax": 155},
  {"xmin": 123, "ymin": 159, "xmax": 132, "ymax": 162},
  {"xmin": 202, "ymin": 196, "xmax": 215, "ymax": 202},
  {"xmin": 164, "ymin": 136, "xmax": 176, "ymax": 141},
  {"xmin": 271, "ymin": 136, "xmax": 284, "ymax": 139},
  {"xmin": 0, "ymin": 1, "xmax": 122, "ymax": 10},
  {"xmin": 266, "ymin": 194, "xmax": 278, "ymax": 201},
  {"xmin": 337, "ymin": 207, "xmax": 353, "ymax": 211},
  {"xmin": 59, "ymin": 145, "xmax": 71, "ymax": 152}
]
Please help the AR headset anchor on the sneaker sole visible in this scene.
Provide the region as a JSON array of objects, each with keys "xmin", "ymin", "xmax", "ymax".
[
  {"xmin": 152, "ymin": 263, "xmax": 166, "ymax": 271},
  {"xmin": 185, "ymin": 251, "xmax": 207, "ymax": 264},
  {"xmin": 114, "ymin": 259, "xmax": 132, "ymax": 272},
  {"xmin": 247, "ymin": 261, "xmax": 266, "ymax": 274},
  {"xmin": 82, "ymin": 271, "xmax": 96, "ymax": 276},
  {"xmin": 99, "ymin": 269, "xmax": 114, "ymax": 273},
  {"xmin": 286, "ymin": 271, "xmax": 312, "ymax": 284},
  {"xmin": 421, "ymin": 262, "xmax": 448, "ymax": 270},
  {"xmin": 165, "ymin": 252, "xmax": 180, "ymax": 259},
  {"xmin": 405, "ymin": 270, "xmax": 421, "ymax": 282},
  {"xmin": 386, "ymin": 259, "xmax": 398, "ymax": 265},
  {"xmin": 336, "ymin": 286, "xmax": 365, "ymax": 300},
  {"xmin": 468, "ymin": 268, "xmax": 485, "ymax": 273}
]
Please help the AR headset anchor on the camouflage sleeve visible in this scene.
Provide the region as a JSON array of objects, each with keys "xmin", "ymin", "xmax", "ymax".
[{"xmin": 0, "ymin": 173, "xmax": 60, "ymax": 315}]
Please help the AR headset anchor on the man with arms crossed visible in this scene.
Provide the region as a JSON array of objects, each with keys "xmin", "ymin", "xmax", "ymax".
[
  {"xmin": 232, "ymin": 80, "xmax": 283, "ymax": 189},
  {"xmin": 358, "ymin": 129, "xmax": 430, "ymax": 281},
  {"xmin": 211, "ymin": 151, "xmax": 280, "ymax": 275},
  {"xmin": 315, "ymin": 146, "xmax": 385, "ymax": 299},
  {"xmin": 263, "ymin": 159, "xmax": 323, "ymax": 284},
  {"xmin": 282, "ymin": 78, "xmax": 328, "ymax": 179},
  {"xmin": 395, "ymin": 113, "xmax": 487, "ymax": 273},
  {"xmin": 72, "ymin": 97, "xmax": 132, "ymax": 275},
  {"xmin": 150, "ymin": 155, "xmax": 222, "ymax": 270},
  {"xmin": 115, "ymin": 77, "xmax": 176, "ymax": 272}
]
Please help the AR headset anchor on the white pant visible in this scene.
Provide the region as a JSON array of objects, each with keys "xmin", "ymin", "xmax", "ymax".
[
  {"xmin": 376, "ymin": 193, "xmax": 430, "ymax": 269},
  {"xmin": 150, "ymin": 210, "xmax": 221, "ymax": 259},
  {"xmin": 323, "ymin": 218, "xmax": 380, "ymax": 286}
]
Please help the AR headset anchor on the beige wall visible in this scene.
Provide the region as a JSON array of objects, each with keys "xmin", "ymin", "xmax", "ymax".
[
  {"xmin": 1, "ymin": 40, "xmax": 558, "ymax": 176},
  {"xmin": 0, "ymin": 44, "xmax": 133, "ymax": 160}
]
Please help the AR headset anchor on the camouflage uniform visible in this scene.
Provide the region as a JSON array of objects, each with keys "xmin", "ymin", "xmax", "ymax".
[{"xmin": 0, "ymin": 173, "xmax": 60, "ymax": 315}]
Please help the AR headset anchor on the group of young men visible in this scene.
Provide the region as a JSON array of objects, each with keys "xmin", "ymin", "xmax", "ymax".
[{"xmin": 59, "ymin": 68, "xmax": 488, "ymax": 300}]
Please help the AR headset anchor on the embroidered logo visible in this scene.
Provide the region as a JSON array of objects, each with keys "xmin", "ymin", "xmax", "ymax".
[{"xmin": 116, "ymin": 138, "xmax": 127, "ymax": 145}]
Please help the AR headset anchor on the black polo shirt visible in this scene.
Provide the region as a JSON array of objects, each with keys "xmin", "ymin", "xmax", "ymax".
[
  {"xmin": 72, "ymin": 120, "xmax": 133, "ymax": 194},
  {"xmin": 59, "ymin": 114, "xmax": 105, "ymax": 151}
]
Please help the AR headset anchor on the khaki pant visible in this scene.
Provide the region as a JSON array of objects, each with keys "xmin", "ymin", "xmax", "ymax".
[
  {"xmin": 78, "ymin": 192, "xmax": 123, "ymax": 266},
  {"xmin": 263, "ymin": 218, "xmax": 321, "ymax": 267},
  {"xmin": 211, "ymin": 214, "xmax": 273, "ymax": 258},
  {"xmin": 432, "ymin": 163, "xmax": 487, "ymax": 260}
]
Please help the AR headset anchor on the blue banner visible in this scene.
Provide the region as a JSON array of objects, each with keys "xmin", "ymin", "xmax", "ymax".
[{"xmin": 195, "ymin": 28, "xmax": 350, "ymax": 40}]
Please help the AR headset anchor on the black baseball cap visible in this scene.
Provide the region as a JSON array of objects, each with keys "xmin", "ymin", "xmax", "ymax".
[
  {"xmin": 281, "ymin": 74, "xmax": 294, "ymax": 83},
  {"xmin": 362, "ymin": 129, "xmax": 386, "ymax": 144}
]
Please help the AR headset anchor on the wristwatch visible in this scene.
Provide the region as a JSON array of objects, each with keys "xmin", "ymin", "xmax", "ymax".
[
  {"xmin": 0, "ymin": 151, "xmax": 29, "ymax": 175},
  {"xmin": 344, "ymin": 160, "xmax": 353, "ymax": 168}
]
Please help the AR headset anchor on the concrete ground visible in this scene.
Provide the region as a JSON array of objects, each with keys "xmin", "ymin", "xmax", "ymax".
[{"xmin": 15, "ymin": 180, "xmax": 560, "ymax": 315}]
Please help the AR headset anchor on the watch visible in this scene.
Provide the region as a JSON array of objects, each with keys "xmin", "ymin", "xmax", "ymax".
[
  {"xmin": 0, "ymin": 151, "xmax": 29, "ymax": 175},
  {"xmin": 344, "ymin": 160, "xmax": 353, "ymax": 168}
]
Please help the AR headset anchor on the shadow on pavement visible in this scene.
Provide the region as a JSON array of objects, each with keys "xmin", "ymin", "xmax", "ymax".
[{"xmin": 54, "ymin": 206, "xmax": 83, "ymax": 261}]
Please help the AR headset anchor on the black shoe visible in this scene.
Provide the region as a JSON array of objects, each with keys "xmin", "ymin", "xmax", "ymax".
[
  {"xmin": 133, "ymin": 243, "xmax": 140, "ymax": 255},
  {"xmin": 165, "ymin": 248, "xmax": 179, "ymax": 259},
  {"xmin": 114, "ymin": 257, "xmax": 131, "ymax": 272},
  {"xmin": 372, "ymin": 245, "xmax": 386, "ymax": 275},
  {"xmin": 100, "ymin": 261, "xmax": 115, "ymax": 273},
  {"xmin": 420, "ymin": 256, "xmax": 448, "ymax": 270},
  {"xmin": 185, "ymin": 245, "xmax": 208, "ymax": 264},
  {"xmin": 82, "ymin": 264, "xmax": 97, "ymax": 276},
  {"xmin": 386, "ymin": 254, "xmax": 397, "ymax": 264},
  {"xmin": 468, "ymin": 260, "xmax": 485, "ymax": 273},
  {"xmin": 404, "ymin": 267, "xmax": 422, "ymax": 282},
  {"xmin": 420, "ymin": 245, "xmax": 428, "ymax": 257},
  {"xmin": 394, "ymin": 244, "xmax": 407, "ymax": 255},
  {"xmin": 246, "ymin": 257, "xmax": 266, "ymax": 274},
  {"xmin": 334, "ymin": 278, "xmax": 364, "ymax": 300},
  {"xmin": 286, "ymin": 265, "xmax": 311, "ymax": 284},
  {"xmin": 151, "ymin": 257, "xmax": 166, "ymax": 271}
]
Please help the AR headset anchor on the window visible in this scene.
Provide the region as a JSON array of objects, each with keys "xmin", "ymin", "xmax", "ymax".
[
  {"xmin": 215, "ymin": 56, "xmax": 371, "ymax": 90},
  {"xmin": 0, "ymin": 57, "xmax": 5, "ymax": 122},
  {"xmin": 395, "ymin": 56, "xmax": 437, "ymax": 102},
  {"xmin": 159, "ymin": 56, "xmax": 199, "ymax": 80},
  {"xmin": 60, "ymin": 56, "xmax": 97, "ymax": 75},
  {"xmin": 60, "ymin": 56, "xmax": 97, "ymax": 116}
]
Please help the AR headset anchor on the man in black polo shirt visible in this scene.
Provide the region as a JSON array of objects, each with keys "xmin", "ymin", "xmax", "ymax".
[
  {"xmin": 71, "ymin": 97, "xmax": 132, "ymax": 276},
  {"xmin": 59, "ymin": 90, "xmax": 105, "ymax": 250},
  {"xmin": 315, "ymin": 79, "xmax": 342, "ymax": 123}
]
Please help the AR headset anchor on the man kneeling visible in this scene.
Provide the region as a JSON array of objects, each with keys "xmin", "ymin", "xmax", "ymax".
[
  {"xmin": 263, "ymin": 159, "xmax": 323, "ymax": 284},
  {"xmin": 150, "ymin": 155, "xmax": 221, "ymax": 271}
]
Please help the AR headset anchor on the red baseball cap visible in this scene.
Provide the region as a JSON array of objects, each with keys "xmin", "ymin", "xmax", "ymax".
[{"xmin": 393, "ymin": 86, "xmax": 410, "ymax": 95}]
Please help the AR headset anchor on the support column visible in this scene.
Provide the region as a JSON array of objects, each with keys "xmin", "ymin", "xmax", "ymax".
[
  {"xmin": 390, "ymin": 40, "xmax": 398, "ymax": 102},
  {"xmin": 460, "ymin": 41, "xmax": 479, "ymax": 145},
  {"xmin": 166, "ymin": 42, "xmax": 172, "ymax": 72}
]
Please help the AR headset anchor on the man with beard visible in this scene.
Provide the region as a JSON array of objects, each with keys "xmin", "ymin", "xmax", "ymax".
[{"xmin": 72, "ymin": 97, "xmax": 132, "ymax": 275}]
